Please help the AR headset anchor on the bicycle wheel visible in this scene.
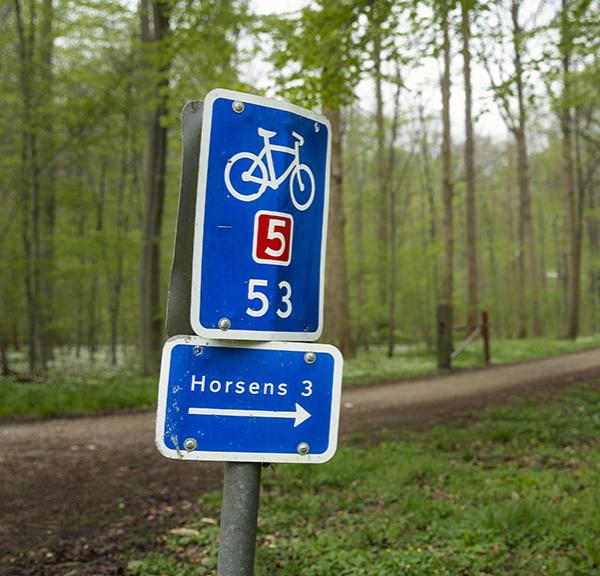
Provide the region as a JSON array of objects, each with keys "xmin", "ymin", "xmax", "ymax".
[
  {"xmin": 290, "ymin": 164, "xmax": 315, "ymax": 211},
  {"xmin": 224, "ymin": 152, "xmax": 268, "ymax": 202}
]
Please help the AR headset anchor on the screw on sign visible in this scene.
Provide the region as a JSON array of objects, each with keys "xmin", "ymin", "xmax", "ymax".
[{"xmin": 190, "ymin": 89, "xmax": 331, "ymax": 342}]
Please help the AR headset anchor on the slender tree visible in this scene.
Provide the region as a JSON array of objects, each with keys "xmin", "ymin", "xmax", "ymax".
[
  {"xmin": 14, "ymin": 0, "xmax": 46, "ymax": 374},
  {"xmin": 40, "ymin": 0, "xmax": 55, "ymax": 363},
  {"xmin": 139, "ymin": 0, "xmax": 171, "ymax": 374},
  {"xmin": 370, "ymin": 4, "xmax": 391, "ymax": 310},
  {"xmin": 461, "ymin": 0, "xmax": 478, "ymax": 332},
  {"xmin": 439, "ymin": 0, "xmax": 454, "ymax": 367},
  {"xmin": 511, "ymin": 0, "xmax": 540, "ymax": 336},
  {"xmin": 559, "ymin": 0, "xmax": 579, "ymax": 339},
  {"xmin": 387, "ymin": 66, "xmax": 411, "ymax": 358},
  {"xmin": 325, "ymin": 107, "xmax": 356, "ymax": 357},
  {"xmin": 480, "ymin": 0, "xmax": 541, "ymax": 337}
]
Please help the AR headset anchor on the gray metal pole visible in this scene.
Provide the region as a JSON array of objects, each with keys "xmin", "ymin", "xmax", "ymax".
[{"xmin": 217, "ymin": 462, "xmax": 262, "ymax": 576}]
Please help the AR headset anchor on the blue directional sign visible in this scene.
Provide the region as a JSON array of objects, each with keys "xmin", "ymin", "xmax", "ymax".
[
  {"xmin": 155, "ymin": 337, "xmax": 343, "ymax": 464},
  {"xmin": 190, "ymin": 89, "xmax": 331, "ymax": 341}
]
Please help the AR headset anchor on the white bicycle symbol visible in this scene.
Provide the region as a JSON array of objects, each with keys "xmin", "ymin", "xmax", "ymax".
[{"xmin": 224, "ymin": 127, "xmax": 315, "ymax": 211}]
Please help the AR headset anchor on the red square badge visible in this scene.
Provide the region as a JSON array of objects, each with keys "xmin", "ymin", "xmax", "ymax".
[{"xmin": 253, "ymin": 211, "xmax": 294, "ymax": 266}]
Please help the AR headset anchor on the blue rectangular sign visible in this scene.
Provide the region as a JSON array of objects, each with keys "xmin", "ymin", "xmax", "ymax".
[
  {"xmin": 155, "ymin": 337, "xmax": 343, "ymax": 464},
  {"xmin": 190, "ymin": 89, "xmax": 331, "ymax": 341}
]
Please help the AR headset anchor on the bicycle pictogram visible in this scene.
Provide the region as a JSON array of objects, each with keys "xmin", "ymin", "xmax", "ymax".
[{"xmin": 224, "ymin": 127, "xmax": 316, "ymax": 211}]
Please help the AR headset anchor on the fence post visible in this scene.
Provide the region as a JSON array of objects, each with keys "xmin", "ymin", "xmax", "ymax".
[
  {"xmin": 436, "ymin": 301, "xmax": 453, "ymax": 370},
  {"xmin": 481, "ymin": 310, "xmax": 490, "ymax": 365}
]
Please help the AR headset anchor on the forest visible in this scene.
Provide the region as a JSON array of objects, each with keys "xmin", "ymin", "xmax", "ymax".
[{"xmin": 1, "ymin": 0, "xmax": 600, "ymax": 376}]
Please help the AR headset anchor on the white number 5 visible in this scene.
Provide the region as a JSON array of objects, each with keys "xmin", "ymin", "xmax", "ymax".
[
  {"xmin": 246, "ymin": 279, "xmax": 269, "ymax": 317},
  {"xmin": 265, "ymin": 218, "xmax": 287, "ymax": 258}
]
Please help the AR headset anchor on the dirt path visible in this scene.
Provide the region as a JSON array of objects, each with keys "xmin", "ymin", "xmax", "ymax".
[{"xmin": 2, "ymin": 349, "xmax": 600, "ymax": 575}]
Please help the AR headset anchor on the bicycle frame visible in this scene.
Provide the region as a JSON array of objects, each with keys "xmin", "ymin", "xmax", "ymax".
[{"xmin": 246, "ymin": 135, "xmax": 302, "ymax": 190}]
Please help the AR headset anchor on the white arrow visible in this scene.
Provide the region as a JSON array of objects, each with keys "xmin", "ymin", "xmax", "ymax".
[{"xmin": 188, "ymin": 403, "xmax": 311, "ymax": 428}]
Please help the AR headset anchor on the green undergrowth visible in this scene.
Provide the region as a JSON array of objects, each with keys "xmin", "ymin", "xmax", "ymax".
[
  {"xmin": 0, "ymin": 366, "xmax": 156, "ymax": 419},
  {"xmin": 126, "ymin": 383, "xmax": 600, "ymax": 576},
  {"xmin": 1, "ymin": 336, "xmax": 600, "ymax": 419},
  {"xmin": 344, "ymin": 335, "xmax": 600, "ymax": 384}
]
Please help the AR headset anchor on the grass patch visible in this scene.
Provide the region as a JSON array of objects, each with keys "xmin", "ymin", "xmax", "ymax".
[
  {"xmin": 0, "ymin": 366, "xmax": 155, "ymax": 419},
  {"xmin": 126, "ymin": 383, "xmax": 600, "ymax": 576},
  {"xmin": 2, "ymin": 337, "xmax": 599, "ymax": 419},
  {"xmin": 344, "ymin": 335, "xmax": 600, "ymax": 384}
]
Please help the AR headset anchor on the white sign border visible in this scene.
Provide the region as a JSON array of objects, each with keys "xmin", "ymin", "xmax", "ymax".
[
  {"xmin": 190, "ymin": 88, "xmax": 331, "ymax": 341},
  {"xmin": 155, "ymin": 336, "xmax": 343, "ymax": 464}
]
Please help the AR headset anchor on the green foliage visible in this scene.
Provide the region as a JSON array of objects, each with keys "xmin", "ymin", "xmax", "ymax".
[
  {"xmin": 266, "ymin": 0, "xmax": 367, "ymax": 110},
  {"xmin": 126, "ymin": 383, "xmax": 600, "ymax": 575},
  {"xmin": 2, "ymin": 0, "xmax": 600, "ymax": 373},
  {"xmin": 0, "ymin": 0, "xmax": 252, "ymax": 372},
  {"xmin": 169, "ymin": 0, "xmax": 254, "ymax": 115}
]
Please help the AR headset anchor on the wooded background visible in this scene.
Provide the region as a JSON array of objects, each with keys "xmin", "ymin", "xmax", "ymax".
[{"xmin": 1, "ymin": 0, "xmax": 599, "ymax": 376}]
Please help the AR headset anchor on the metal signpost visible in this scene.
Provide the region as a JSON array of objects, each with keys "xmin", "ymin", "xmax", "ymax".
[{"xmin": 157, "ymin": 91, "xmax": 338, "ymax": 576}]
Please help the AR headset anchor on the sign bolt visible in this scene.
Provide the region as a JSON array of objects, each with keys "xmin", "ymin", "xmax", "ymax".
[
  {"xmin": 232, "ymin": 101, "xmax": 244, "ymax": 113},
  {"xmin": 304, "ymin": 351, "xmax": 316, "ymax": 364},
  {"xmin": 192, "ymin": 346, "xmax": 203, "ymax": 356},
  {"xmin": 296, "ymin": 442, "xmax": 310, "ymax": 455},
  {"xmin": 184, "ymin": 438, "xmax": 197, "ymax": 452},
  {"xmin": 218, "ymin": 317, "xmax": 231, "ymax": 331}
]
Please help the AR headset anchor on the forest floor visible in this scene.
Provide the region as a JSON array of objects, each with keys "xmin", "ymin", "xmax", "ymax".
[{"xmin": 2, "ymin": 347, "xmax": 600, "ymax": 575}]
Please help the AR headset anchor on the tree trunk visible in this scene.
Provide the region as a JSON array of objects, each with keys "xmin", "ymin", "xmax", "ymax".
[
  {"xmin": 418, "ymin": 104, "xmax": 438, "ymax": 285},
  {"xmin": 14, "ymin": 0, "xmax": 45, "ymax": 374},
  {"xmin": 88, "ymin": 273, "xmax": 98, "ymax": 362},
  {"xmin": 506, "ymin": 179, "xmax": 520, "ymax": 335},
  {"xmin": 139, "ymin": 0, "xmax": 170, "ymax": 374},
  {"xmin": 90, "ymin": 156, "xmax": 108, "ymax": 362},
  {"xmin": 40, "ymin": 0, "xmax": 55, "ymax": 363},
  {"xmin": 512, "ymin": 0, "xmax": 540, "ymax": 337},
  {"xmin": 441, "ymin": 7, "xmax": 453, "ymax": 305},
  {"xmin": 550, "ymin": 214, "xmax": 567, "ymax": 323},
  {"xmin": 585, "ymin": 127, "xmax": 600, "ymax": 332},
  {"xmin": 351, "ymin": 109, "xmax": 368, "ymax": 350},
  {"xmin": 1, "ymin": 341, "xmax": 10, "ymax": 376},
  {"xmin": 462, "ymin": 1, "xmax": 478, "ymax": 332},
  {"xmin": 386, "ymin": 68, "xmax": 403, "ymax": 358},
  {"xmin": 419, "ymin": 103, "xmax": 438, "ymax": 344},
  {"xmin": 373, "ymin": 30, "xmax": 388, "ymax": 310},
  {"xmin": 324, "ymin": 108, "xmax": 355, "ymax": 358},
  {"xmin": 483, "ymin": 197, "xmax": 502, "ymax": 335},
  {"xmin": 440, "ymin": 4, "xmax": 454, "ymax": 366},
  {"xmin": 75, "ymin": 196, "xmax": 85, "ymax": 359},
  {"xmin": 560, "ymin": 0, "xmax": 579, "ymax": 339},
  {"xmin": 573, "ymin": 104, "xmax": 597, "ymax": 333},
  {"xmin": 108, "ymin": 117, "xmax": 131, "ymax": 366}
]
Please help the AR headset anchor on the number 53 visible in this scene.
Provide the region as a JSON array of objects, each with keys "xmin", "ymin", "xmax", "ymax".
[{"xmin": 246, "ymin": 279, "xmax": 292, "ymax": 318}]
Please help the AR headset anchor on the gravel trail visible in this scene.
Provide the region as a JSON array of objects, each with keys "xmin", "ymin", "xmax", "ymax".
[{"xmin": 2, "ymin": 348, "xmax": 599, "ymax": 574}]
